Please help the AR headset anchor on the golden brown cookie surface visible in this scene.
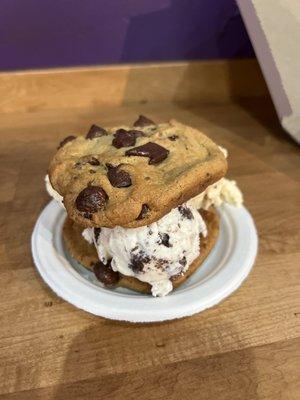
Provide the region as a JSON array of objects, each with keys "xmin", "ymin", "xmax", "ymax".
[
  {"xmin": 50, "ymin": 118, "xmax": 227, "ymax": 228},
  {"xmin": 62, "ymin": 208, "xmax": 219, "ymax": 295},
  {"xmin": 63, "ymin": 218, "xmax": 98, "ymax": 269}
]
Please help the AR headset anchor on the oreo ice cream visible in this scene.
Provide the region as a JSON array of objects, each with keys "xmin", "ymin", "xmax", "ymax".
[{"xmin": 82, "ymin": 203, "xmax": 207, "ymax": 296}]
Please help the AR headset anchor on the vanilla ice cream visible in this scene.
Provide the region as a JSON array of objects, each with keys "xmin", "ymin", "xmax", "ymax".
[
  {"xmin": 45, "ymin": 174, "xmax": 64, "ymax": 207},
  {"xmin": 188, "ymin": 178, "xmax": 243, "ymax": 210},
  {"xmin": 83, "ymin": 204, "xmax": 207, "ymax": 296},
  {"xmin": 187, "ymin": 145, "xmax": 243, "ymax": 210}
]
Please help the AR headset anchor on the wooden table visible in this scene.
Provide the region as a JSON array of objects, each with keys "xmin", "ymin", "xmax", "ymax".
[{"xmin": 0, "ymin": 63, "xmax": 299, "ymax": 399}]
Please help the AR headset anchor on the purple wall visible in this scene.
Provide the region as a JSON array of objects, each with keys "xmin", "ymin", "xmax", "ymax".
[{"xmin": 0, "ymin": 0, "xmax": 254, "ymax": 71}]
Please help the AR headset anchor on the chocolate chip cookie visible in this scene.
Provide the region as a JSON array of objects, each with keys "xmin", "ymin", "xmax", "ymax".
[{"xmin": 49, "ymin": 118, "xmax": 227, "ymax": 228}]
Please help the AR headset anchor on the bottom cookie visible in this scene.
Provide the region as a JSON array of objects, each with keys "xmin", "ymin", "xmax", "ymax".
[{"xmin": 62, "ymin": 208, "xmax": 219, "ymax": 294}]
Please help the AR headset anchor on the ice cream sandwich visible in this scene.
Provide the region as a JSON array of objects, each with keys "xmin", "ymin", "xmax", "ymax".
[{"xmin": 47, "ymin": 116, "xmax": 243, "ymax": 296}]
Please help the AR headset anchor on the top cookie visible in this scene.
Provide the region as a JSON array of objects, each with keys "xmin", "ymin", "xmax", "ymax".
[{"xmin": 49, "ymin": 116, "xmax": 227, "ymax": 228}]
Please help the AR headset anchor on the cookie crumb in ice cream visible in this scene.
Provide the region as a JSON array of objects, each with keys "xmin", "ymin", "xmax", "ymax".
[
  {"xmin": 94, "ymin": 228, "xmax": 101, "ymax": 242},
  {"xmin": 129, "ymin": 251, "xmax": 151, "ymax": 273},
  {"xmin": 158, "ymin": 233, "xmax": 172, "ymax": 247},
  {"xmin": 178, "ymin": 205, "xmax": 194, "ymax": 220}
]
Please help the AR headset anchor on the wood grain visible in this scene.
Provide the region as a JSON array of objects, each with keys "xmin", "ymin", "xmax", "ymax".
[
  {"xmin": 1, "ymin": 338, "xmax": 299, "ymax": 400},
  {"xmin": 0, "ymin": 59, "xmax": 268, "ymax": 114},
  {"xmin": 0, "ymin": 74, "xmax": 299, "ymax": 399}
]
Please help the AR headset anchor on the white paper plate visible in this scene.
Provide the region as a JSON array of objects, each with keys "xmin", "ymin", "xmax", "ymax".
[{"xmin": 31, "ymin": 200, "xmax": 258, "ymax": 322}]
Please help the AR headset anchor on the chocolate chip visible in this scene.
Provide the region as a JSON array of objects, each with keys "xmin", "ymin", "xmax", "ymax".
[
  {"xmin": 179, "ymin": 256, "xmax": 187, "ymax": 267},
  {"xmin": 89, "ymin": 170, "xmax": 96, "ymax": 174},
  {"xmin": 88, "ymin": 157, "xmax": 100, "ymax": 166},
  {"xmin": 76, "ymin": 186, "xmax": 108, "ymax": 213},
  {"xmin": 86, "ymin": 124, "xmax": 108, "ymax": 139},
  {"xmin": 94, "ymin": 228, "xmax": 101, "ymax": 242},
  {"xmin": 136, "ymin": 204, "xmax": 149, "ymax": 220},
  {"xmin": 158, "ymin": 233, "xmax": 172, "ymax": 247},
  {"xmin": 93, "ymin": 260, "xmax": 119, "ymax": 286},
  {"xmin": 178, "ymin": 205, "xmax": 193, "ymax": 220},
  {"xmin": 83, "ymin": 212, "xmax": 92, "ymax": 219},
  {"xmin": 112, "ymin": 129, "xmax": 136, "ymax": 148},
  {"xmin": 106, "ymin": 164, "xmax": 132, "ymax": 188},
  {"xmin": 58, "ymin": 135, "xmax": 76, "ymax": 149},
  {"xmin": 168, "ymin": 135, "xmax": 178, "ymax": 141},
  {"xmin": 125, "ymin": 142, "xmax": 169, "ymax": 165},
  {"xmin": 133, "ymin": 115, "xmax": 155, "ymax": 127},
  {"xmin": 129, "ymin": 251, "xmax": 150, "ymax": 273}
]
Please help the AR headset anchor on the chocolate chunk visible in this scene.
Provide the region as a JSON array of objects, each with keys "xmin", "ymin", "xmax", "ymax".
[
  {"xmin": 136, "ymin": 204, "xmax": 150, "ymax": 220},
  {"xmin": 86, "ymin": 124, "xmax": 108, "ymax": 139},
  {"xmin": 88, "ymin": 157, "xmax": 100, "ymax": 166},
  {"xmin": 93, "ymin": 260, "xmax": 120, "ymax": 286},
  {"xmin": 168, "ymin": 135, "xmax": 178, "ymax": 141},
  {"xmin": 58, "ymin": 135, "xmax": 76, "ymax": 149},
  {"xmin": 129, "ymin": 251, "xmax": 150, "ymax": 273},
  {"xmin": 133, "ymin": 115, "xmax": 155, "ymax": 127},
  {"xmin": 106, "ymin": 164, "xmax": 132, "ymax": 188},
  {"xmin": 178, "ymin": 205, "xmax": 193, "ymax": 220},
  {"xmin": 125, "ymin": 142, "xmax": 169, "ymax": 165},
  {"xmin": 112, "ymin": 129, "xmax": 137, "ymax": 148},
  {"xmin": 76, "ymin": 186, "xmax": 108, "ymax": 213},
  {"xmin": 83, "ymin": 212, "xmax": 92, "ymax": 219},
  {"xmin": 94, "ymin": 228, "xmax": 101, "ymax": 242},
  {"xmin": 158, "ymin": 233, "xmax": 172, "ymax": 247},
  {"xmin": 179, "ymin": 256, "xmax": 187, "ymax": 267}
]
